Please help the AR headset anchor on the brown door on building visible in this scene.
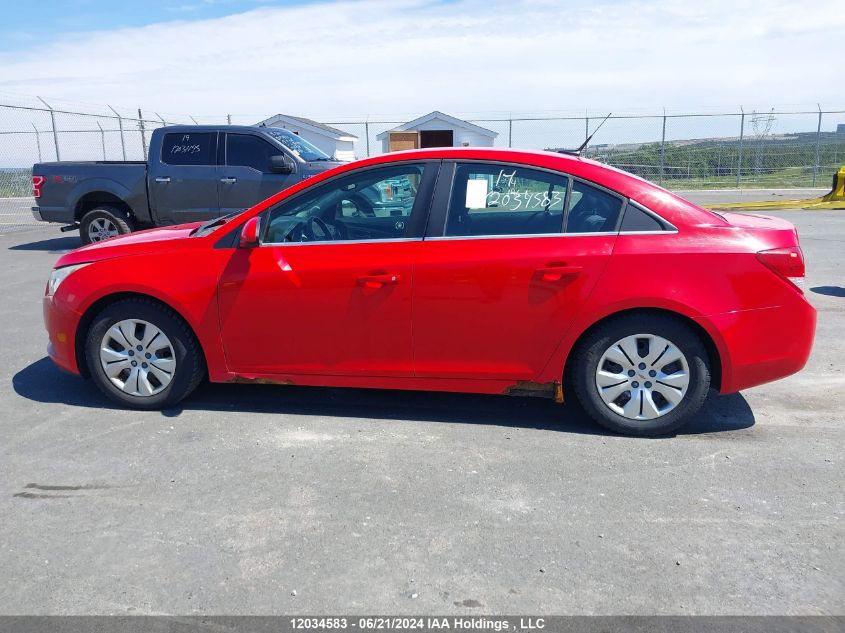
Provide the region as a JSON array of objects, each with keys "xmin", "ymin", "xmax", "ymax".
[
  {"xmin": 419, "ymin": 130, "xmax": 454, "ymax": 148},
  {"xmin": 389, "ymin": 132, "xmax": 419, "ymax": 152}
]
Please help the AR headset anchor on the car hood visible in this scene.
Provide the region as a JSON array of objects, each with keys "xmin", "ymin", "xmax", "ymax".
[{"xmin": 54, "ymin": 223, "xmax": 202, "ymax": 268}]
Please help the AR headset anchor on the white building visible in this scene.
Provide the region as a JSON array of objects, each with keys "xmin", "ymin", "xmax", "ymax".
[
  {"xmin": 256, "ymin": 114, "xmax": 359, "ymax": 161},
  {"xmin": 377, "ymin": 111, "xmax": 498, "ymax": 153}
]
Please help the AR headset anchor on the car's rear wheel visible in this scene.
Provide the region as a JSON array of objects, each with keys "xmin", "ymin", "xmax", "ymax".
[
  {"xmin": 571, "ymin": 314, "xmax": 711, "ymax": 436},
  {"xmin": 85, "ymin": 298, "xmax": 204, "ymax": 409},
  {"xmin": 80, "ymin": 206, "xmax": 133, "ymax": 245}
]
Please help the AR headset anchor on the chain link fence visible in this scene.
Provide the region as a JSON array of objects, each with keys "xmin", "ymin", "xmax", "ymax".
[{"xmin": 2, "ymin": 95, "xmax": 844, "ymax": 232}]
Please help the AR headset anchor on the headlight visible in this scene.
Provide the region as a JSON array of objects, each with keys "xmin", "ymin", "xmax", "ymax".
[{"xmin": 47, "ymin": 263, "xmax": 91, "ymax": 297}]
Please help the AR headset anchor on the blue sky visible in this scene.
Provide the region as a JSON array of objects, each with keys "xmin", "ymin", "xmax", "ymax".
[
  {"xmin": 0, "ymin": 0, "xmax": 841, "ymax": 121},
  {"xmin": 0, "ymin": 0, "xmax": 320, "ymax": 51}
]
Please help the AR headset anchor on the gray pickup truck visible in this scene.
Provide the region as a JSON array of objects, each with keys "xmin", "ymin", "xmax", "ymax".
[{"xmin": 31, "ymin": 125, "xmax": 344, "ymax": 243}]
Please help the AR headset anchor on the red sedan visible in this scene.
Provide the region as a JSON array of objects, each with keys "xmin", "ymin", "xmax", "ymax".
[{"xmin": 42, "ymin": 148, "xmax": 816, "ymax": 436}]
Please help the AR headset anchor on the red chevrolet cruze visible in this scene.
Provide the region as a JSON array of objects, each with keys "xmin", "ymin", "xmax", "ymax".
[{"xmin": 43, "ymin": 148, "xmax": 815, "ymax": 435}]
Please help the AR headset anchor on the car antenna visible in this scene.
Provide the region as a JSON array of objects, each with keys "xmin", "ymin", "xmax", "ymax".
[{"xmin": 562, "ymin": 112, "xmax": 612, "ymax": 156}]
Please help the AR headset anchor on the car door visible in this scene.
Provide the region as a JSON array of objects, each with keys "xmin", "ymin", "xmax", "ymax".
[
  {"xmin": 217, "ymin": 161, "xmax": 436, "ymax": 377},
  {"xmin": 217, "ymin": 132, "xmax": 299, "ymax": 215},
  {"xmin": 412, "ymin": 161, "xmax": 623, "ymax": 380},
  {"xmin": 149, "ymin": 131, "xmax": 220, "ymax": 224}
]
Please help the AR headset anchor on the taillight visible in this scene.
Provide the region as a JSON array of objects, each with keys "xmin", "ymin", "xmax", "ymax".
[
  {"xmin": 32, "ymin": 175, "xmax": 45, "ymax": 198},
  {"xmin": 756, "ymin": 246, "xmax": 805, "ymax": 290}
]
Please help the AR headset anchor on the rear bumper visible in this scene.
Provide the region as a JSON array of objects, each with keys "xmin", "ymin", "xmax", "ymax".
[
  {"xmin": 43, "ymin": 295, "xmax": 82, "ymax": 375},
  {"xmin": 699, "ymin": 294, "xmax": 816, "ymax": 393},
  {"xmin": 32, "ymin": 206, "xmax": 74, "ymax": 223}
]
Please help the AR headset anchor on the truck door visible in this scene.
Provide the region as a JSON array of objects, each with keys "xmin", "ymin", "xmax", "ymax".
[
  {"xmin": 148, "ymin": 131, "xmax": 220, "ymax": 224},
  {"xmin": 217, "ymin": 132, "xmax": 299, "ymax": 215}
]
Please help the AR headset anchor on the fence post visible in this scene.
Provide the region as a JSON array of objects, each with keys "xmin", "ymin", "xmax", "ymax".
[
  {"xmin": 97, "ymin": 122, "xmax": 106, "ymax": 159},
  {"xmin": 508, "ymin": 116, "xmax": 512, "ymax": 148},
  {"xmin": 31, "ymin": 123, "xmax": 42, "ymax": 163},
  {"xmin": 813, "ymin": 105, "xmax": 822, "ymax": 187},
  {"xmin": 138, "ymin": 108, "xmax": 148, "ymax": 160},
  {"xmin": 108, "ymin": 106, "xmax": 127, "ymax": 160},
  {"xmin": 584, "ymin": 114, "xmax": 589, "ymax": 145},
  {"xmin": 736, "ymin": 108, "xmax": 745, "ymax": 189},
  {"xmin": 659, "ymin": 109, "xmax": 666, "ymax": 185},
  {"xmin": 364, "ymin": 120, "xmax": 370, "ymax": 157},
  {"xmin": 37, "ymin": 97, "xmax": 60, "ymax": 161},
  {"xmin": 227, "ymin": 114, "xmax": 232, "ymax": 125}
]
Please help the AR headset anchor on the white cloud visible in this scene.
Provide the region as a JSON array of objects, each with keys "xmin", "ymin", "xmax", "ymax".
[{"xmin": 0, "ymin": 0, "xmax": 841, "ymax": 120}]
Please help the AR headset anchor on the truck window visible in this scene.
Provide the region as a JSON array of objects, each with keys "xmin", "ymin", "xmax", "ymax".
[
  {"xmin": 226, "ymin": 134, "xmax": 279, "ymax": 172},
  {"xmin": 161, "ymin": 132, "xmax": 216, "ymax": 166}
]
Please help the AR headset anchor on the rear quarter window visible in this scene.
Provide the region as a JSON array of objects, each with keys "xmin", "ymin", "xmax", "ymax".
[{"xmin": 619, "ymin": 202, "xmax": 673, "ymax": 232}]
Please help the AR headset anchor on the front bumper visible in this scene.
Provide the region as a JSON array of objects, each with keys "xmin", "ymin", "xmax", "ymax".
[{"xmin": 43, "ymin": 295, "xmax": 82, "ymax": 375}]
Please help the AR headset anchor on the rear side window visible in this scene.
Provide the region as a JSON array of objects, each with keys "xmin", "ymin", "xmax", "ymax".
[
  {"xmin": 445, "ymin": 163, "xmax": 568, "ymax": 237},
  {"xmin": 565, "ymin": 181, "xmax": 624, "ymax": 233},
  {"xmin": 161, "ymin": 132, "xmax": 215, "ymax": 166},
  {"xmin": 226, "ymin": 133, "xmax": 280, "ymax": 172}
]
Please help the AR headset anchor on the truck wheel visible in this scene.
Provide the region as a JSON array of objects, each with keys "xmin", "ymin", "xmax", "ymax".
[
  {"xmin": 80, "ymin": 206, "xmax": 133, "ymax": 244},
  {"xmin": 571, "ymin": 314, "xmax": 711, "ymax": 436},
  {"xmin": 84, "ymin": 298, "xmax": 205, "ymax": 410}
]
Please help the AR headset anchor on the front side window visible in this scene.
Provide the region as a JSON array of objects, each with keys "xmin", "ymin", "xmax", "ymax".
[
  {"xmin": 264, "ymin": 164, "xmax": 425, "ymax": 243},
  {"xmin": 226, "ymin": 134, "xmax": 280, "ymax": 172},
  {"xmin": 565, "ymin": 181, "xmax": 624, "ymax": 233},
  {"xmin": 161, "ymin": 132, "xmax": 215, "ymax": 166},
  {"xmin": 445, "ymin": 163, "xmax": 568, "ymax": 237}
]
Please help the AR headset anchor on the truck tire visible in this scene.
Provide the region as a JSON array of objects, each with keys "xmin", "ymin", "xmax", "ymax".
[
  {"xmin": 84, "ymin": 297, "xmax": 205, "ymax": 410},
  {"xmin": 571, "ymin": 313, "xmax": 711, "ymax": 436},
  {"xmin": 80, "ymin": 206, "xmax": 133, "ymax": 244}
]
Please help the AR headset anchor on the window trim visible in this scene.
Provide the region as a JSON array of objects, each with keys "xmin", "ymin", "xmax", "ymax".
[
  {"xmin": 160, "ymin": 131, "xmax": 218, "ymax": 167},
  {"xmin": 258, "ymin": 160, "xmax": 438, "ymax": 246}
]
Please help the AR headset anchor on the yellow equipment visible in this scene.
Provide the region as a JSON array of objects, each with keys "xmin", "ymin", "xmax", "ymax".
[{"xmin": 708, "ymin": 166, "xmax": 845, "ymax": 211}]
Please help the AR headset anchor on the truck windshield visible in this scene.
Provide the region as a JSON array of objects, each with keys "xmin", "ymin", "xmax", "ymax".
[{"xmin": 264, "ymin": 128, "xmax": 332, "ymax": 162}]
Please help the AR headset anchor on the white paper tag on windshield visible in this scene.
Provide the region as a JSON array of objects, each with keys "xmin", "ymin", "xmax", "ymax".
[{"xmin": 465, "ymin": 178, "xmax": 489, "ymax": 209}]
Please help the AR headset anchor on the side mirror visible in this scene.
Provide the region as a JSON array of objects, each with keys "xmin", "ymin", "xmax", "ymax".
[
  {"xmin": 270, "ymin": 155, "xmax": 295, "ymax": 174},
  {"xmin": 239, "ymin": 216, "xmax": 261, "ymax": 248}
]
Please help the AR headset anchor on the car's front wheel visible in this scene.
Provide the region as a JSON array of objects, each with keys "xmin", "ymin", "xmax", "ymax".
[
  {"xmin": 571, "ymin": 314, "xmax": 711, "ymax": 436},
  {"xmin": 85, "ymin": 298, "xmax": 204, "ymax": 409}
]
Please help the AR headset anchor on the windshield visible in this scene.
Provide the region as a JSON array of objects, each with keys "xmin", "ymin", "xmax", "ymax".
[{"xmin": 264, "ymin": 127, "xmax": 332, "ymax": 162}]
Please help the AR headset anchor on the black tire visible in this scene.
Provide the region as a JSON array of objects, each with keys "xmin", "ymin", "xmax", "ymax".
[
  {"xmin": 79, "ymin": 206, "xmax": 133, "ymax": 245},
  {"xmin": 571, "ymin": 313, "xmax": 711, "ymax": 436},
  {"xmin": 84, "ymin": 298, "xmax": 205, "ymax": 410}
]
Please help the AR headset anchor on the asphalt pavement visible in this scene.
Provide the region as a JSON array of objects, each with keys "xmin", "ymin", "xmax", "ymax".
[{"xmin": 0, "ymin": 210, "xmax": 842, "ymax": 615}]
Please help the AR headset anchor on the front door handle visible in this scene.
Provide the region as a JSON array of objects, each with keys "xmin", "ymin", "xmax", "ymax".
[
  {"xmin": 536, "ymin": 264, "xmax": 582, "ymax": 282},
  {"xmin": 155, "ymin": 177, "xmax": 171, "ymax": 183},
  {"xmin": 358, "ymin": 273, "xmax": 401, "ymax": 288},
  {"xmin": 220, "ymin": 177, "xmax": 237, "ymax": 184}
]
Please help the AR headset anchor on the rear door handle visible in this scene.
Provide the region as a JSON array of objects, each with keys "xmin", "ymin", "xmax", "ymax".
[
  {"xmin": 358, "ymin": 273, "xmax": 401, "ymax": 288},
  {"xmin": 220, "ymin": 177, "xmax": 237, "ymax": 184},
  {"xmin": 536, "ymin": 264, "xmax": 582, "ymax": 282},
  {"xmin": 155, "ymin": 177, "xmax": 171, "ymax": 183}
]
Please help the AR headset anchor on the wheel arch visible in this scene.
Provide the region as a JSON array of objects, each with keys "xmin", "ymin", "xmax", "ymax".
[
  {"xmin": 74, "ymin": 291, "xmax": 208, "ymax": 378},
  {"xmin": 75, "ymin": 192, "xmax": 133, "ymax": 222},
  {"xmin": 561, "ymin": 307, "xmax": 723, "ymax": 392}
]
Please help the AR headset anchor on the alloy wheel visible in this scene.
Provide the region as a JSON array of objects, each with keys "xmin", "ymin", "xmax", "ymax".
[{"xmin": 88, "ymin": 218, "xmax": 119, "ymax": 242}]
